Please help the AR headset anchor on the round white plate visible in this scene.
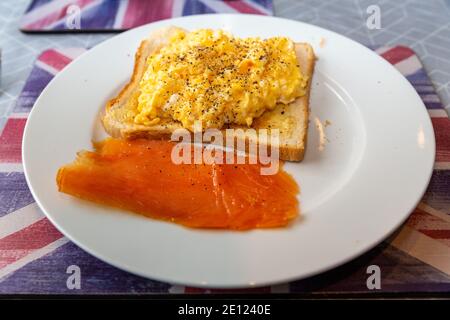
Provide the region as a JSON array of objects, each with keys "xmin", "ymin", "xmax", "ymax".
[{"xmin": 23, "ymin": 14, "xmax": 435, "ymax": 288}]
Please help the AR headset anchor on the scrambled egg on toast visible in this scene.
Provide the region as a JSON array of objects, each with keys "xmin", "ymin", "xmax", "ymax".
[{"xmin": 102, "ymin": 26, "xmax": 315, "ymax": 161}]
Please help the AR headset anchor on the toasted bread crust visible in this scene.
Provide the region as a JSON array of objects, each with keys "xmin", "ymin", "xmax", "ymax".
[{"xmin": 102, "ymin": 27, "xmax": 315, "ymax": 161}]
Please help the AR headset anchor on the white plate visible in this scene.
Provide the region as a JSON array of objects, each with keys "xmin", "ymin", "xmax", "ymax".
[{"xmin": 23, "ymin": 14, "xmax": 435, "ymax": 288}]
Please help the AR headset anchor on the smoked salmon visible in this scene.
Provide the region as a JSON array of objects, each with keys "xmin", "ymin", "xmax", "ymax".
[{"xmin": 56, "ymin": 139, "xmax": 299, "ymax": 230}]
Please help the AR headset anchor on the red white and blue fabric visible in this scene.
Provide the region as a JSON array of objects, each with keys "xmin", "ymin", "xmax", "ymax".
[
  {"xmin": 1, "ymin": 46, "xmax": 450, "ymax": 294},
  {"xmin": 20, "ymin": 0, "xmax": 273, "ymax": 32}
]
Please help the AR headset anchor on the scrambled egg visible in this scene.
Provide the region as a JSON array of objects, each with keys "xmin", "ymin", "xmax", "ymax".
[{"xmin": 136, "ymin": 29, "xmax": 308, "ymax": 130}]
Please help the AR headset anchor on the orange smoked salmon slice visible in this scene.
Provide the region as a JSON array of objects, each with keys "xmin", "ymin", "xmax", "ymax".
[{"xmin": 56, "ymin": 139, "xmax": 299, "ymax": 230}]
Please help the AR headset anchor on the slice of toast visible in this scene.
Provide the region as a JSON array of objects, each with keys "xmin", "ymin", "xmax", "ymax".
[{"xmin": 102, "ymin": 26, "xmax": 315, "ymax": 161}]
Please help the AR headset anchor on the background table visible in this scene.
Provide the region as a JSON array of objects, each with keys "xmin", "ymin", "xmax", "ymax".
[{"xmin": 0, "ymin": 0, "xmax": 449, "ymax": 296}]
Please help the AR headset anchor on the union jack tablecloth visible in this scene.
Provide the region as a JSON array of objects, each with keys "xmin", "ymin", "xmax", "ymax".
[
  {"xmin": 0, "ymin": 46, "xmax": 450, "ymax": 294},
  {"xmin": 20, "ymin": 0, "xmax": 273, "ymax": 32}
]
